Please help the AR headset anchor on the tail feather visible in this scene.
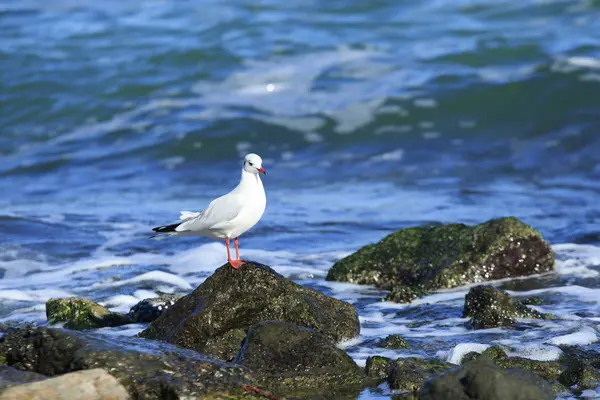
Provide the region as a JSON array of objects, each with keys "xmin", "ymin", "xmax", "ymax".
[
  {"xmin": 152, "ymin": 222, "xmax": 181, "ymax": 233},
  {"xmin": 150, "ymin": 222, "xmax": 182, "ymax": 238}
]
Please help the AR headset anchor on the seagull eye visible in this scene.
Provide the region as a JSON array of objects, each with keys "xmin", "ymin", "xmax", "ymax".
[{"xmin": 249, "ymin": 162, "xmax": 253, "ymax": 166}]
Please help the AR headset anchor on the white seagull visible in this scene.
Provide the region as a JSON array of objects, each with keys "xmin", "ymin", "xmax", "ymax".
[{"xmin": 152, "ymin": 153, "xmax": 267, "ymax": 269}]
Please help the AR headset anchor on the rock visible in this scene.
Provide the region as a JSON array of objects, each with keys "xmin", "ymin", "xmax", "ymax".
[
  {"xmin": 519, "ymin": 296, "xmax": 544, "ymax": 306},
  {"xmin": 365, "ymin": 356, "xmax": 393, "ymax": 380},
  {"xmin": 378, "ymin": 334, "xmax": 409, "ymax": 349},
  {"xmin": 0, "ymin": 366, "xmax": 46, "ymax": 389},
  {"xmin": 140, "ymin": 262, "xmax": 360, "ymax": 360},
  {"xmin": 127, "ymin": 293, "xmax": 182, "ymax": 323},
  {"xmin": 558, "ymin": 350, "xmax": 600, "ymax": 390},
  {"xmin": 0, "ymin": 369, "xmax": 129, "ymax": 400},
  {"xmin": 326, "ymin": 217, "xmax": 554, "ymax": 302},
  {"xmin": 235, "ymin": 321, "xmax": 363, "ymax": 395},
  {"xmin": 419, "ymin": 357, "xmax": 554, "ymax": 400},
  {"xmin": 388, "ymin": 358, "xmax": 452, "ymax": 392},
  {"xmin": 0, "ymin": 326, "xmax": 255, "ymax": 399},
  {"xmin": 46, "ymin": 298, "xmax": 131, "ymax": 330},
  {"xmin": 463, "ymin": 286, "xmax": 550, "ymax": 329}
]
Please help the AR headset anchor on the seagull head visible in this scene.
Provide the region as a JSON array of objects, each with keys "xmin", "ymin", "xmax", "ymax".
[{"xmin": 243, "ymin": 153, "xmax": 266, "ymax": 175}]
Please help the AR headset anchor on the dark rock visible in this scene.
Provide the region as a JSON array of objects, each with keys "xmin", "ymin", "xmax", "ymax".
[
  {"xmin": 365, "ymin": 356, "xmax": 393, "ymax": 380},
  {"xmin": 326, "ymin": 217, "xmax": 554, "ymax": 302},
  {"xmin": 46, "ymin": 298, "xmax": 131, "ymax": 330},
  {"xmin": 463, "ymin": 286, "xmax": 550, "ymax": 329},
  {"xmin": 140, "ymin": 262, "xmax": 360, "ymax": 360},
  {"xmin": 419, "ymin": 357, "xmax": 554, "ymax": 400},
  {"xmin": 127, "ymin": 292, "xmax": 182, "ymax": 323},
  {"xmin": 0, "ymin": 326, "xmax": 255, "ymax": 399},
  {"xmin": 389, "ymin": 358, "xmax": 452, "ymax": 392},
  {"xmin": 378, "ymin": 334, "xmax": 409, "ymax": 349},
  {"xmin": 235, "ymin": 321, "xmax": 363, "ymax": 395},
  {"xmin": 0, "ymin": 366, "xmax": 46, "ymax": 389}
]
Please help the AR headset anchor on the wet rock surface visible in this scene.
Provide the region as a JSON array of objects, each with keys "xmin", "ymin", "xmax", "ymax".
[
  {"xmin": 0, "ymin": 369, "xmax": 130, "ymax": 400},
  {"xmin": 140, "ymin": 262, "xmax": 360, "ymax": 360},
  {"xmin": 463, "ymin": 285, "xmax": 551, "ymax": 329},
  {"xmin": 420, "ymin": 357, "xmax": 554, "ymax": 400},
  {"xmin": 127, "ymin": 292, "xmax": 182, "ymax": 323},
  {"xmin": 0, "ymin": 326, "xmax": 254, "ymax": 399},
  {"xmin": 236, "ymin": 321, "xmax": 364, "ymax": 396},
  {"xmin": 388, "ymin": 358, "xmax": 452, "ymax": 393},
  {"xmin": 46, "ymin": 298, "xmax": 131, "ymax": 330},
  {"xmin": 364, "ymin": 356, "xmax": 393, "ymax": 380},
  {"xmin": 326, "ymin": 217, "xmax": 555, "ymax": 302}
]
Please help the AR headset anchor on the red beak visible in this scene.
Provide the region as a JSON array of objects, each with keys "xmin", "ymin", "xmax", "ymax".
[{"xmin": 257, "ymin": 167, "xmax": 266, "ymax": 175}]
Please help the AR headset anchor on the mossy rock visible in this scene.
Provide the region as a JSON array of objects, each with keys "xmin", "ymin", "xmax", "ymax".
[
  {"xmin": 378, "ymin": 334, "xmax": 409, "ymax": 349},
  {"xmin": 365, "ymin": 356, "xmax": 393, "ymax": 380},
  {"xmin": 46, "ymin": 298, "xmax": 131, "ymax": 330},
  {"xmin": 388, "ymin": 357, "xmax": 452, "ymax": 392},
  {"xmin": 463, "ymin": 286, "xmax": 551, "ymax": 329},
  {"xmin": 235, "ymin": 321, "xmax": 364, "ymax": 397},
  {"xmin": 140, "ymin": 262, "xmax": 360, "ymax": 361},
  {"xmin": 0, "ymin": 326, "xmax": 260, "ymax": 399},
  {"xmin": 326, "ymin": 217, "xmax": 554, "ymax": 302}
]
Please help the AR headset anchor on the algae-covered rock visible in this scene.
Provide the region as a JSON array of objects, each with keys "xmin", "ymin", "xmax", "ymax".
[
  {"xmin": 236, "ymin": 321, "xmax": 363, "ymax": 395},
  {"xmin": 326, "ymin": 217, "xmax": 554, "ymax": 302},
  {"xmin": 365, "ymin": 356, "xmax": 393, "ymax": 380},
  {"xmin": 388, "ymin": 357, "xmax": 452, "ymax": 392},
  {"xmin": 127, "ymin": 293, "xmax": 182, "ymax": 323},
  {"xmin": 419, "ymin": 357, "xmax": 554, "ymax": 400},
  {"xmin": 46, "ymin": 298, "xmax": 131, "ymax": 330},
  {"xmin": 140, "ymin": 262, "xmax": 360, "ymax": 360},
  {"xmin": 463, "ymin": 286, "xmax": 550, "ymax": 329},
  {"xmin": 378, "ymin": 334, "xmax": 409, "ymax": 349},
  {"xmin": 558, "ymin": 350, "xmax": 600, "ymax": 390},
  {"xmin": 0, "ymin": 326, "xmax": 257, "ymax": 399}
]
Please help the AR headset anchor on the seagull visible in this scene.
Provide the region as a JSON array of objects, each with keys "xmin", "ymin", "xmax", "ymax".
[{"xmin": 152, "ymin": 153, "xmax": 267, "ymax": 269}]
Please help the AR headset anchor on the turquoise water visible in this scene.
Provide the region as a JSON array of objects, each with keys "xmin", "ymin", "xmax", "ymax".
[{"xmin": 2, "ymin": 0, "xmax": 600, "ymax": 398}]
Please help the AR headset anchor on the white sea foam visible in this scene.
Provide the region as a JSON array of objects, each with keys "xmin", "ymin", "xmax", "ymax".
[
  {"xmin": 445, "ymin": 343, "xmax": 490, "ymax": 365},
  {"xmin": 548, "ymin": 327, "xmax": 599, "ymax": 346}
]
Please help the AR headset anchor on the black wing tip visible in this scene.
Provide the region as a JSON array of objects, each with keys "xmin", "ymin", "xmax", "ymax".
[{"xmin": 152, "ymin": 223, "xmax": 181, "ymax": 233}]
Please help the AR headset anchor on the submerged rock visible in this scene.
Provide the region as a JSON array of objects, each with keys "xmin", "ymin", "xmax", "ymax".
[
  {"xmin": 463, "ymin": 286, "xmax": 550, "ymax": 329},
  {"xmin": 364, "ymin": 356, "xmax": 393, "ymax": 380},
  {"xmin": 0, "ymin": 326, "xmax": 254, "ymax": 399},
  {"xmin": 420, "ymin": 357, "xmax": 554, "ymax": 400},
  {"xmin": 388, "ymin": 358, "xmax": 452, "ymax": 393},
  {"xmin": 127, "ymin": 293, "xmax": 182, "ymax": 323},
  {"xmin": 378, "ymin": 334, "xmax": 409, "ymax": 349},
  {"xmin": 236, "ymin": 321, "xmax": 364, "ymax": 395},
  {"xmin": 140, "ymin": 262, "xmax": 360, "ymax": 361},
  {"xmin": 46, "ymin": 298, "xmax": 131, "ymax": 330},
  {"xmin": 326, "ymin": 217, "xmax": 554, "ymax": 302},
  {"xmin": 0, "ymin": 369, "xmax": 130, "ymax": 400}
]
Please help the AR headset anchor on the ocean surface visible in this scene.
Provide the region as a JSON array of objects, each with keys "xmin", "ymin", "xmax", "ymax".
[{"xmin": 2, "ymin": 0, "xmax": 600, "ymax": 398}]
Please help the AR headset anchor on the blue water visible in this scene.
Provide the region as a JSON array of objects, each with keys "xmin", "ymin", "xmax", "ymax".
[{"xmin": 2, "ymin": 0, "xmax": 600, "ymax": 398}]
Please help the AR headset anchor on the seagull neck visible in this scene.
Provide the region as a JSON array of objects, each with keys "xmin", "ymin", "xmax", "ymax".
[{"xmin": 239, "ymin": 168, "xmax": 262, "ymax": 189}]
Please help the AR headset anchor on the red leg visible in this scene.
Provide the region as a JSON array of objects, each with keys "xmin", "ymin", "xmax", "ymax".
[
  {"xmin": 226, "ymin": 237, "xmax": 245, "ymax": 269},
  {"xmin": 234, "ymin": 237, "xmax": 240, "ymax": 260}
]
